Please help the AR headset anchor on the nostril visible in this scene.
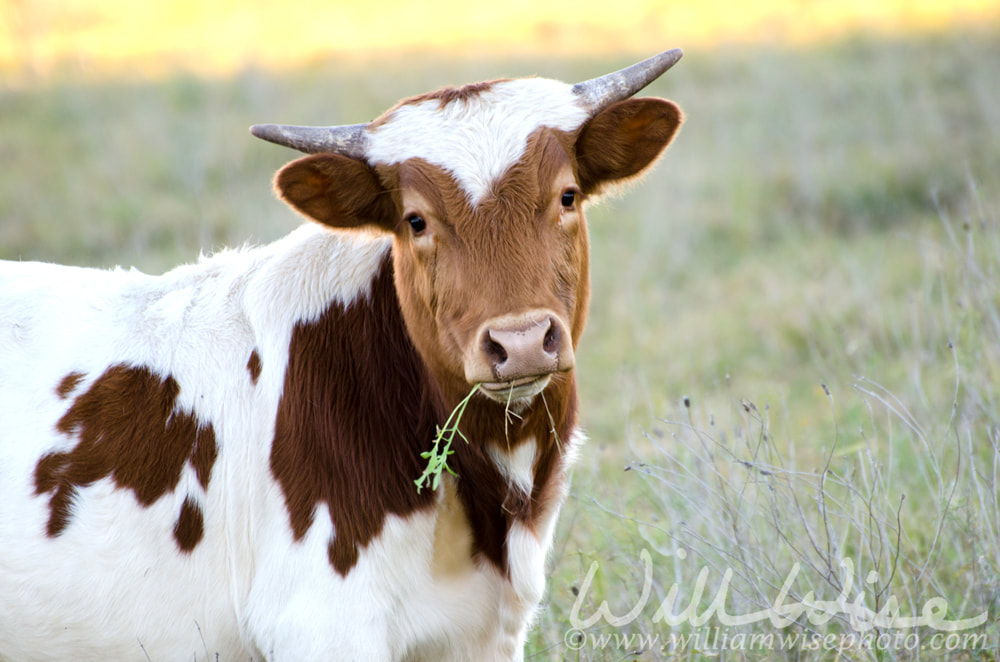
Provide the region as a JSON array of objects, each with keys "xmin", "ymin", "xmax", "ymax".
[
  {"xmin": 543, "ymin": 319, "xmax": 560, "ymax": 355},
  {"xmin": 484, "ymin": 333, "xmax": 508, "ymax": 367}
]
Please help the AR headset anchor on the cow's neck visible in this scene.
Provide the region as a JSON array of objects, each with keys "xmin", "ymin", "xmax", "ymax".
[{"xmin": 444, "ymin": 377, "xmax": 578, "ymax": 572}]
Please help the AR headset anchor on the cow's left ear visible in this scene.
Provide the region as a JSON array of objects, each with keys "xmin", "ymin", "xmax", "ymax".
[
  {"xmin": 575, "ymin": 98, "xmax": 682, "ymax": 195},
  {"xmin": 275, "ymin": 153, "xmax": 396, "ymax": 230}
]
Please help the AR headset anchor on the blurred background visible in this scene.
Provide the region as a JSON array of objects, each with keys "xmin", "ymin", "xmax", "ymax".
[
  {"xmin": 2, "ymin": 0, "xmax": 996, "ymax": 76},
  {"xmin": 2, "ymin": 1, "xmax": 999, "ymax": 659}
]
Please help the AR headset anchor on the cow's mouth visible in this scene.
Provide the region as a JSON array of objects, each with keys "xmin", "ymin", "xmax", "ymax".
[{"xmin": 477, "ymin": 375, "xmax": 551, "ymax": 404}]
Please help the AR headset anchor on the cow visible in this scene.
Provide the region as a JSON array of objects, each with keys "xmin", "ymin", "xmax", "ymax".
[{"xmin": 0, "ymin": 49, "xmax": 683, "ymax": 661}]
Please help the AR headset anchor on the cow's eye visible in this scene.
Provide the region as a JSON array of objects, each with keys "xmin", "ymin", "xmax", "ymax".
[
  {"xmin": 406, "ymin": 213, "xmax": 427, "ymax": 234},
  {"xmin": 560, "ymin": 190, "xmax": 577, "ymax": 209}
]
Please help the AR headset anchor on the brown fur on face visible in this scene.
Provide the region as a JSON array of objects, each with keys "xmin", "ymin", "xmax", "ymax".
[{"xmin": 378, "ymin": 129, "xmax": 590, "ymax": 402}]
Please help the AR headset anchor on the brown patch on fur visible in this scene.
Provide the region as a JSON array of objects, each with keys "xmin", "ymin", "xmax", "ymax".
[
  {"xmin": 34, "ymin": 364, "xmax": 217, "ymax": 552},
  {"xmin": 270, "ymin": 255, "xmax": 442, "ymax": 576},
  {"xmin": 247, "ymin": 350, "xmax": 262, "ymax": 384},
  {"xmin": 173, "ymin": 497, "xmax": 205, "ymax": 552},
  {"xmin": 55, "ymin": 372, "xmax": 85, "ymax": 399},
  {"xmin": 190, "ymin": 425, "xmax": 217, "ymax": 490}
]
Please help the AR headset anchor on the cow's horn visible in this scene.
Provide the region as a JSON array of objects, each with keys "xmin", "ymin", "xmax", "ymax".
[
  {"xmin": 249, "ymin": 122, "xmax": 369, "ymax": 158},
  {"xmin": 572, "ymin": 48, "xmax": 683, "ymax": 113}
]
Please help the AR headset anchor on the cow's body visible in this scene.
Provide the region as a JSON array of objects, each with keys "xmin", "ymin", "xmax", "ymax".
[
  {"xmin": 0, "ymin": 227, "xmax": 562, "ymax": 659},
  {"xmin": 0, "ymin": 52, "xmax": 682, "ymax": 661}
]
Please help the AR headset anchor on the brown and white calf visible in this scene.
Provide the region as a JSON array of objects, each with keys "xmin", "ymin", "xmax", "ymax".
[{"xmin": 0, "ymin": 50, "xmax": 682, "ymax": 661}]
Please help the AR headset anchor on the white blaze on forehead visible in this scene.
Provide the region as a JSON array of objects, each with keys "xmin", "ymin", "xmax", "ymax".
[{"xmin": 366, "ymin": 78, "xmax": 589, "ymax": 206}]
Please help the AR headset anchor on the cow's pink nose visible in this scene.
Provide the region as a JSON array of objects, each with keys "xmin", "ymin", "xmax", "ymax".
[{"xmin": 474, "ymin": 314, "xmax": 573, "ymax": 383}]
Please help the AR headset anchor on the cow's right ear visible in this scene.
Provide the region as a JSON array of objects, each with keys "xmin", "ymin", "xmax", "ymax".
[{"xmin": 275, "ymin": 154, "xmax": 395, "ymax": 230}]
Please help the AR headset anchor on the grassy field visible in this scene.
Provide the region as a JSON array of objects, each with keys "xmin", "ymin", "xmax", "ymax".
[{"xmin": 2, "ymin": 27, "xmax": 999, "ymax": 660}]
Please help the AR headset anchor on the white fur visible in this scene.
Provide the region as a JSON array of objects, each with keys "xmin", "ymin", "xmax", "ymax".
[
  {"xmin": 367, "ymin": 78, "xmax": 589, "ymax": 205},
  {"xmin": 0, "ymin": 224, "xmax": 578, "ymax": 661},
  {"xmin": 488, "ymin": 436, "xmax": 537, "ymax": 496}
]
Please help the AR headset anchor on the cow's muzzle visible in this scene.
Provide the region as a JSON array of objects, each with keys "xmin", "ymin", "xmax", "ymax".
[{"xmin": 464, "ymin": 311, "xmax": 574, "ymax": 403}]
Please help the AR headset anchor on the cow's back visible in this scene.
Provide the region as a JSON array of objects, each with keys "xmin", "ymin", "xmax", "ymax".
[
  {"xmin": 0, "ymin": 265, "xmax": 233, "ymax": 657},
  {"xmin": 0, "ymin": 226, "xmax": 392, "ymax": 661}
]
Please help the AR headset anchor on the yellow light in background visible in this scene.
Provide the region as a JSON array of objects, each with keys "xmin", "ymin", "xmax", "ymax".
[{"xmin": 2, "ymin": 0, "xmax": 997, "ymax": 79}]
